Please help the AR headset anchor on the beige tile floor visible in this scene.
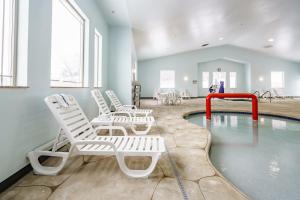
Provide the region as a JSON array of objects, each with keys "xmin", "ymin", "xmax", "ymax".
[{"xmin": 1, "ymin": 98, "xmax": 299, "ymax": 200}]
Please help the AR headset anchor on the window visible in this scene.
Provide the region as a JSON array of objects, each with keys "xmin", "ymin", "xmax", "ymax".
[
  {"xmin": 94, "ymin": 29, "xmax": 102, "ymax": 87},
  {"xmin": 0, "ymin": 0, "xmax": 17, "ymax": 86},
  {"xmin": 51, "ymin": 0, "xmax": 89, "ymax": 87},
  {"xmin": 0, "ymin": 0, "xmax": 28, "ymax": 87},
  {"xmin": 271, "ymin": 71, "xmax": 284, "ymax": 88},
  {"xmin": 202, "ymin": 72, "xmax": 209, "ymax": 88},
  {"xmin": 160, "ymin": 70, "xmax": 175, "ymax": 88},
  {"xmin": 213, "ymin": 72, "xmax": 226, "ymax": 88},
  {"xmin": 229, "ymin": 72, "xmax": 237, "ymax": 88}
]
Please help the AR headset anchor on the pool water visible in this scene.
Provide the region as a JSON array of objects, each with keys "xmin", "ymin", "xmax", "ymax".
[{"xmin": 188, "ymin": 113, "xmax": 300, "ymax": 200}]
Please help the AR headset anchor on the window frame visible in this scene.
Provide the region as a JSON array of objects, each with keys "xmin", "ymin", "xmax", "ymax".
[
  {"xmin": 0, "ymin": 0, "xmax": 18, "ymax": 87},
  {"xmin": 160, "ymin": 70, "xmax": 175, "ymax": 88},
  {"xmin": 50, "ymin": 0, "xmax": 89, "ymax": 88},
  {"xmin": 93, "ymin": 28, "xmax": 102, "ymax": 88}
]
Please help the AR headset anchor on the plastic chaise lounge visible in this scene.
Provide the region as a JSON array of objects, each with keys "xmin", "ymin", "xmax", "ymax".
[
  {"xmin": 105, "ymin": 90, "xmax": 152, "ymax": 116},
  {"xmin": 272, "ymin": 89, "xmax": 285, "ymax": 99},
  {"xmin": 91, "ymin": 90, "xmax": 155, "ymax": 135},
  {"xmin": 27, "ymin": 94, "xmax": 165, "ymax": 178}
]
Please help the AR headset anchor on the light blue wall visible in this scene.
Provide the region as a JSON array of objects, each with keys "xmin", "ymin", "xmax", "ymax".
[
  {"xmin": 197, "ymin": 59, "xmax": 249, "ymax": 96},
  {"xmin": 138, "ymin": 45, "xmax": 300, "ymax": 97},
  {"xmin": 0, "ymin": 0, "xmax": 110, "ymax": 182},
  {"xmin": 108, "ymin": 27, "xmax": 133, "ymax": 104}
]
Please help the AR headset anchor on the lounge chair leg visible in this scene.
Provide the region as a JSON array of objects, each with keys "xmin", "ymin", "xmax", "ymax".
[
  {"xmin": 109, "ymin": 122, "xmax": 114, "ymax": 136},
  {"xmin": 116, "ymin": 153, "xmax": 160, "ymax": 178},
  {"xmin": 27, "ymin": 151, "xmax": 69, "ymax": 175},
  {"xmin": 131, "ymin": 124, "xmax": 152, "ymax": 135},
  {"xmin": 52, "ymin": 128, "xmax": 67, "ymax": 152}
]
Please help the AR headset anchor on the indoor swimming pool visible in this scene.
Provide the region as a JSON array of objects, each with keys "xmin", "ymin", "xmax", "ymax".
[{"xmin": 188, "ymin": 113, "xmax": 300, "ymax": 200}]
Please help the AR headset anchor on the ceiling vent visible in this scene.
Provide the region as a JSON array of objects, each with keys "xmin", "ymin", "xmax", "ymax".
[
  {"xmin": 202, "ymin": 43, "xmax": 209, "ymax": 47},
  {"xmin": 263, "ymin": 44, "xmax": 273, "ymax": 49}
]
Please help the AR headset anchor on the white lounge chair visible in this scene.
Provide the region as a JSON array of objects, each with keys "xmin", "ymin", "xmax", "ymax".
[
  {"xmin": 27, "ymin": 94, "xmax": 165, "ymax": 178},
  {"xmin": 105, "ymin": 90, "xmax": 152, "ymax": 116},
  {"xmin": 91, "ymin": 90, "xmax": 155, "ymax": 135},
  {"xmin": 272, "ymin": 88, "xmax": 285, "ymax": 99}
]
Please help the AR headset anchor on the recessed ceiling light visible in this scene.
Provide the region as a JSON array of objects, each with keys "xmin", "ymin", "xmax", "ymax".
[
  {"xmin": 268, "ymin": 38, "xmax": 275, "ymax": 42},
  {"xmin": 219, "ymin": 37, "xmax": 224, "ymax": 41}
]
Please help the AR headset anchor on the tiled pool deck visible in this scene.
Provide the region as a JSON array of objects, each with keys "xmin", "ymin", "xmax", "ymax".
[{"xmin": 1, "ymin": 98, "xmax": 300, "ymax": 200}]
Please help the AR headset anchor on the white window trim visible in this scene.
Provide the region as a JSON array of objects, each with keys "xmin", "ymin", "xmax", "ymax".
[
  {"xmin": 0, "ymin": 0, "xmax": 28, "ymax": 88},
  {"xmin": 16, "ymin": 0, "xmax": 29, "ymax": 87},
  {"xmin": 94, "ymin": 28, "xmax": 102, "ymax": 88},
  {"xmin": 50, "ymin": 0, "xmax": 89, "ymax": 88}
]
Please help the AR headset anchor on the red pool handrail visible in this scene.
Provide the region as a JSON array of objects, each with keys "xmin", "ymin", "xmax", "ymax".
[{"xmin": 206, "ymin": 93, "xmax": 258, "ymax": 120}]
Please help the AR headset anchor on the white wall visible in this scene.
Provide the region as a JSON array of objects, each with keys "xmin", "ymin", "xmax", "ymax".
[
  {"xmin": 138, "ymin": 45, "xmax": 300, "ymax": 97},
  {"xmin": 0, "ymin": 0, "xmax": 110, "ymax": 183}
]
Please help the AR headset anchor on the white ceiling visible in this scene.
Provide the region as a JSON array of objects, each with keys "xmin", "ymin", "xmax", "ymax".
[
  {"xmin": 96, "ymin": 0, "xmax": 300, "ymax": 62},
  {"xmin": 96, "ymin": 0, "xmax": 130, "ymax": 26}
]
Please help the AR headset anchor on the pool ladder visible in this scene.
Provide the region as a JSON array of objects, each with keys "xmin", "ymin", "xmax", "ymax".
[
  {"xmin": 260, "ymin": 91, "xmax": 272, "ymax": 103},
  {"xmin": 253, "ymin": 90, "xmax": 272, "ymax": 103}
]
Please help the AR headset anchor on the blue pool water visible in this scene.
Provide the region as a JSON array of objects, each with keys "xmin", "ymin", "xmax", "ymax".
[{"xmin": 188, "ymin": 113, "xmax": 300, "ymax": 200}]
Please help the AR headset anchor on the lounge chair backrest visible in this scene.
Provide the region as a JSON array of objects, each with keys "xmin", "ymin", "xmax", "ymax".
[
  {"xmin": 44, "ymin": 94, "xmax": 96, "ymax": 143},
  {"xmin": 105, "ymin": 90, "xmax": 122, "ymax": 110},
  {"xmin": 273, "ymin": 89, "xmax": 280, "ymax": 97},
  {"xmin": 91, "ymin": 90, "xmax": 111, "ymax": 115}
]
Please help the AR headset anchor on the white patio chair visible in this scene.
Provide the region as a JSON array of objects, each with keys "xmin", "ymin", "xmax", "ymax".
[
  {"xmin": 105, "ymin": 90, "xmax": 152, "ymax": 116},
  {"xmin": 181, "ymin": 89, "xmax": 191, "ymax": 99},
  {"xmin": 168, "ymin": 90, "xmax": 182, "ymax": 105},
  {"xmin": 91, "ymin": 90, "xmax": 155, "ymax": 135},
  {"xmin": 153, "ymin": 88, "xmax": 159, "ymax": 100},
  {"xmin": 27, "ymin": 94, "xmax": 165, "ymax": 178}
]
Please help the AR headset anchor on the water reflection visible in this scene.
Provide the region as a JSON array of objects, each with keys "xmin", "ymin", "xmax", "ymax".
[
  {"xmin": 269, "ymin": 158, "xmax": 281, "ymax": 178},
  {"xmin": 205, "ymin": 115, "xmax": 259, "ymax": 146},
  {"xmin": 230, "ymin": 116, "xmax": 238, "ymax": 128},
  {"xmin": 253, "ymin": 121, "xmax": 258, "ymax": 145},
  {"xmin": 203, "ymin": 114, "xmax": 291, "ymax": 146},
  {"xmin": 272, "ymin": 119, "xmax": 287, "ymax": 130},
  {"xmin": 260, "ymin": 117, "xmax": 265, "ymax": 125}
]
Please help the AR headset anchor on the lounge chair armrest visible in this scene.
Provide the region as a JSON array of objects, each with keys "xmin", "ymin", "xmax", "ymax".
[
  {"xmin": 122, "ymin": 105, "xmax": 137, "ymax": 110},
  {"xmin": 73, "ymin": 140, "xmax": 117, "ymax": 152},
  {"xmin": 94, "ymin": 126, "xmax": 128, "ymax": 136},
  {"xmin": 111, "ymin": 111, "xmax": 132, "ymax": 121}
]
